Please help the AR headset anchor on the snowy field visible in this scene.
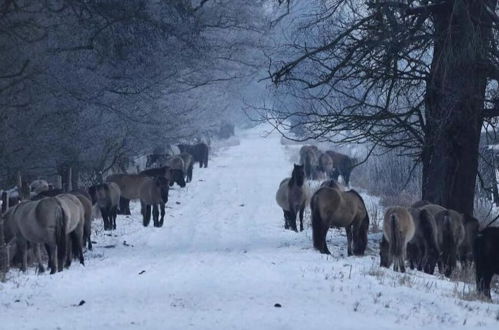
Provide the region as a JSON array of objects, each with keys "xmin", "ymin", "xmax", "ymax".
[{"xmin": 1, "ymin": 125, "xmax": 498, "ymax": 329}]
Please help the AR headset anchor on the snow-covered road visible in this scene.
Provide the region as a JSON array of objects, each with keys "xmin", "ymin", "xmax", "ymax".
[{"xmin": 1, "ymin": 125, "xmax": 498, "ymax": 329}]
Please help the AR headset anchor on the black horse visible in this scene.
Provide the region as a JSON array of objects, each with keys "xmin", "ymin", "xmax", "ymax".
[{"xmin": 474, "ymin": 227, "xmax": 499, "ymax": 299}]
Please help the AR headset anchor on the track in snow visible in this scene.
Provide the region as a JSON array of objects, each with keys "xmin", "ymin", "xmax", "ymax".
[{"xmin": 1, "ymin": 125, "xmax": 498, "ymax": 329}]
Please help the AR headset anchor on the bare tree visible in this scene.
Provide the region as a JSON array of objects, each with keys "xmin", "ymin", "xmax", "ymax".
[{"xmin": 266, "ymin": 0, "xmax": 499, "ymax": 215}]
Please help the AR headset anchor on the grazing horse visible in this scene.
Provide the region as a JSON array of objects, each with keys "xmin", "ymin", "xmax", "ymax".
[
  {"xmin": 6, "ymin": 198, "xmax": 67, "ymax": 274},
  {"xmin": 88, "ymin": 183, "xmax": 121, "ymax": 231},
  {"xmin": 325, "ymin": 151, "xmax": 355, "ymax": 186},
  {"xmin": 166, "ymin": 155, "xmax": 185, "ymax": 180},
  {"xmin": 276, "ymin": 164, "xmax": 308, "ymax": 232},
  {"xmin": 139, "ymin": 176, "xmax": 170, "ymax": 227},
  {"xmin": 179, "ymin": 152, "xmax": 194, "ymax": 182},
  {"xmin": 140, "ymin": 166, "xmax": 186, "ymax": 188},
  {"xmin": 320, "ymin": 179, "xmax": 345, "ymax": 191},
  {"xmin": 434, "ymin": 209, "xmax": 465, "ymax": 277},
  {"xmin": 299, "ymin": 145, "xmax": 320, "ymax": 179},
  {"xmin": 178, "ymin": 143, "xmax": 209, "ymax": 168},
  {"xmin": 381, "ymin": 207, "xmax": 415, "ymax": 272},
  {"xmin": 318, "ymin": 152, "xmax": 335, "ymax": 180},
  {"xmin": 473, "ymin": 227, "xmax": 499, "ymax": 299},
  {"xmin": 406, "ymin": 207, "xmax": 440, "ymax": 274},
  {"xmin": 310, "ymin": 186, "xmax": 369, "ymax": 255}
]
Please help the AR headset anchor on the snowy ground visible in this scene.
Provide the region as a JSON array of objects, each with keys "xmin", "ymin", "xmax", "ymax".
[{"xmin": 1, "ymin": 125, "xmax": 498, "ymax": 329}]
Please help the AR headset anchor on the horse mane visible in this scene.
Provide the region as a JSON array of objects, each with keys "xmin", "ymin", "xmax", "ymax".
[{"xmin": 345, "ymin": 189, "xmax": 366, "ymax": 208}]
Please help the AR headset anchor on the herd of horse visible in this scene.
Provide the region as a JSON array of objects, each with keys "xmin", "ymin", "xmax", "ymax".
[
  {"xmin": 0, "ymin": 143, "xmax": 209, "ymax": 275},
  {"xmin": 276, "ymin": 145, "xmax": 499, "ymax": 300}
]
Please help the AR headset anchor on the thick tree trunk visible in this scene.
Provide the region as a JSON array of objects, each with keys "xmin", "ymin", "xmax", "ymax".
[{"xmin": 422, "ymin": 1, "xmax": 494, "ymax": 215}]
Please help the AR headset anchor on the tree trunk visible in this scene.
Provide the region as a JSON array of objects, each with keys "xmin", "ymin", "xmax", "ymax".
[{"xmin": 422, "ymin": 1, "xmax": 494, "ymax": 215}]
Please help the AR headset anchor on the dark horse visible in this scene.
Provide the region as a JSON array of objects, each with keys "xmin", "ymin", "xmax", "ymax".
[
  {"xmin": 139, "ymin": 176, "xmax": 170, "ymax": 227},
  {"xmin": 178, "ymin": 143, "xmax": 209, "ymax": 168},
  {"xmin": 88, "ymin": 182, "xmax": 121, "ymax": 231},
  {"xmin": 474, "ymin": 227, "xmax": 499, "ymax": 299},
  {"xmin": 275, "ymin": 164, "xmax": 307, "ymax": 232}
]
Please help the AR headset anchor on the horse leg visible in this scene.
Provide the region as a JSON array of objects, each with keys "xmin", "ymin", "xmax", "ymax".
[
  {"xmin": 35, "ymin": 244, "xmax": 45, "ymax": 274},
  {"xmin": 283, "ymin": 210, "xmax": 290, "ymax": 229},
  {"xmin": 289, "ymin": 210, "xmax": 298, "ymax": 232},
  {"xmin": 143, "ymin": 205, "xmax": 151, "ymax": 227},
  {"xmin": 57, "ymin": 236, "xmax": 66, "ymax": 272},
  {"xmin": 45, "ymin": 243, "xmax": 58, "ymax": 274},
  {"xmin": 112, "ymin": 206, "xmax": 117, "ymax": 230},
  {"xmin": 152, "ymin": 204, "xmax": 159, "ymax": 227},
  {"xmin": 65, "ymin": 235, "xmax": 73, "ymax": 268},
  {"xmin": 159, "ymin": 203, "xmax": 165, "ymax": 227},
  {"xmin": 299, "ymin": 204, "xmax": 305, "ymax": 232},
  {"xmin": 346, "ymin": 226, "xmax": 353, "ymax": 256},
  {"xmin": 73, "ymin": 229, "xmax": 84, "ymax": 266},
  {"xmin": 18, "ymin": 239, "xmax": 28, "ymax": 272}
]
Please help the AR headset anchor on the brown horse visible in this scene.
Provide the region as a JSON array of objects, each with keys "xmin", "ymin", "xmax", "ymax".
[
  {"xmin": 299, "ymin": 145, "xmax": 320, "ymax": 179},
  {"xmin": 139, "ymin": 176, "xmax": 170, "ymax": 227},
  {"xmin": 276, "ymin": 164, "xmax": 308, "ymax": 232},
  {"xmin": 382, "ymin": 206, "xmax": 415, "ymax": 272},
  {"xmin": 6, "ymin": 198, "xmax": 67, "ymax": 273},
  {"xmin": 405, "ymin": 207, "xmax": 440, "ymax": 274},
  {"xmin": 434, "ymin": 209, "xmax": 465, "ymax": 277},
  {"xmin": 310, "ymin": 186, "xmax": 369, "ymax": 255},
  {"xmin": 107, "ymin": 174, "xmax": 150, "ymax": 215},
  {"xmin": 88, "ymin": 182, "xmax": 121, "ymax": 231}
]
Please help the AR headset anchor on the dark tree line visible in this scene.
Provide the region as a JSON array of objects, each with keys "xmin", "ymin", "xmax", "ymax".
[
  {"xmin": 0, "ymin": 0, "xmax": 269, "ymax": 187},
  {"xmin": 266, "ymin": 0, "xmax": 499, "ymax": 215}
]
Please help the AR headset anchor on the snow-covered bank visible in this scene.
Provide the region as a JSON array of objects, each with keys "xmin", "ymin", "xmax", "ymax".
[{"xmin": 0, "ymin": 125, "xmax": 498, "ymax": 329}]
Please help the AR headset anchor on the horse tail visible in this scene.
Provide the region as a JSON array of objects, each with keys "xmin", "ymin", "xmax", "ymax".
[
  {"xmin": 419, "ymin": 209, "xmax": 439, "ymax": 255},
  {"xmin": 54, "ymin": 200, "xmax": 67, "ymax": 271},
  {"xmin": 390, "ymin": 214, "xmax": 401, "ymax": 258},
  {"xmin": 311, "ymin": 193, "xmax": 324, "ymax": 251}
]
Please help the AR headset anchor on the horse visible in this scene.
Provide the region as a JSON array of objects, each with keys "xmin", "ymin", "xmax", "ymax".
[
  {"xmin": 106, "ymin": 174, "xmax": 150, "ymax": 215},
  {"xmin": 325, "ymin": 151, "xmax": 355, "ymax": 186},
  {"xmin": 299, "ymin": 145, "xmax": 320, "ymax": 180},
  {"xmin": 406, "ymin": 207, "xmax": 440, "ymax": 274},
  {"xmin": 72, "ymin": 193, "xmax": 93, "ymax": 251},
  {"xmin": 310, "ymin": 185, "xmax": 369, "ymax": 255},
  {"xmin": 381, "ymin": 206, "xmax": 415, "ymax": 272},
  {"xmin": 139, "ymin": 176, "xmax": 170, "ymax": 227},
  {"xmin": 434, "ymin": 209, "xmax": 465, "ymax": 277},
  {"xmin": 178, "ymin": 143, "xmax": 209, "ymax": 168},
  {"xmin": 88, "ymin": 182, "xmax": 120, "ymax": 231},
  {"xmin": 55, "ymin": 193, "xmax": 85, "ymax": 269},
  {"xmin": 5, "ymin": 198, "xmax": 67, "ymax": 274},
  {"xmin": 318, "ymin": 152, "xmax": 335, "ymax": 180},
  {"xmin": 473, "ymin": 227, "xmax": 499, "ymax": 299},
  {"xmin": 140, "ymin": 166, "xmax": 186, "ymax": 188},
  {"xmin": 179, "ymin": 152, "xmax": 194, "ymax": 182},
  {"xmin": 275, "ymin": 164, "xmax": 308, "ymax": 232}
]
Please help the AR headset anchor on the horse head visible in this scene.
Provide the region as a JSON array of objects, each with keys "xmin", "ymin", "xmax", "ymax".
[{"xmin": 170, "ymin": 169, "xmax": 186, "ymax": 188}]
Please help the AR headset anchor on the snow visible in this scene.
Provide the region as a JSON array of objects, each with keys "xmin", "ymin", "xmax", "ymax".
[{"xmin": 1, "ymin": 124, "xmax": 498, "ymax": 329}]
